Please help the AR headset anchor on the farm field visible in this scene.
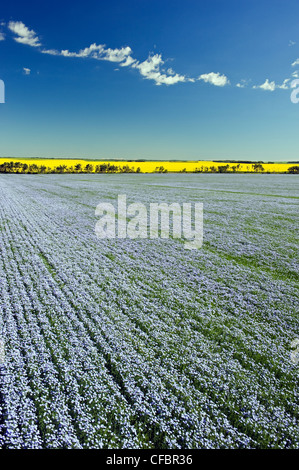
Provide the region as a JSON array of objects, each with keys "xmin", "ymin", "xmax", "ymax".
[{"xmin": 0, "ymin": 173, "xmax": 298, "ymax": 449}]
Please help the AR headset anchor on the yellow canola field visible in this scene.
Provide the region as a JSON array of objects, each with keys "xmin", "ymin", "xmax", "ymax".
[{"xmin": 0, "ymin": 158, "xmax": 295, "ymax": 173}]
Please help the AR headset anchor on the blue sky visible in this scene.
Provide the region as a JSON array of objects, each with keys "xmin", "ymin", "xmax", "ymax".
[{"xmin": 1, "ymin": 0, "xmax": 299, "ymax": 161}]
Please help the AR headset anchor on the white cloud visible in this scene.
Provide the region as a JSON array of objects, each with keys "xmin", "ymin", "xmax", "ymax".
[
  {"xmin": 102, "ymin": 46, "xmax": 133, "ymax": 63},
  {"xmin": 166, "ymin": 68, "xmax": 175, "ymax": 76},
  {"xmin": 6, "ymin": 19, "xmax": 298, "ymax": 93},
  {"xmin": 119, "ymin": 55, "xmax": 136, "ymax": 67},
  {"xmin": 253, "ymin": 78, "xmax": 290, "ymax": 91},
  {"xmin": 41, "ymin": 42, "xmax": 187, "ymax": 85},
  {"xmin": 154, "ymin": 72, "xmax": 190, "ymax": 85},
  {"xmin": 253, "ymin": 79, "xmax": 276, "ymax": 91},
  {"xmin": 58, "ymin": 43, "xmax": 105, "ymax": 58},
  {"xmin": 13, "ymin": 19, "xmax": 284, "ymax": 90},
  {"xmin": 198, "ymin": 72, "xmax": 229, "ymax": 87},
  {"xmin": 60, "ymin": 49, "xmax": 83, "ymax": 57},
  {"xmin": 277, "ymin": 78, "xmax": 290, "ymax": 90},
  {"xmin": 133, "ymin": 53, "xmax": 163, "ymax": 74},
  {"xmin": 5, "ymin": 20, "xmax": 229, "ymax": 87},
  {"xmin": 41, "ymin": 48, "xmax": 59, "ymax": 56},
  {"xmin": 289, "ymin": 40, "xmax": 296, "ymax": 46},
  {"xmin": 42, "ymin": 42, "xmax": 137, "ymax": 68},
  {"xmin": 132, "ymin": 53, "xmax": 191, "ymax": 85},
  {"xmin": 8, "ymin": 21, "xmax": 41, "ymax": 47}
]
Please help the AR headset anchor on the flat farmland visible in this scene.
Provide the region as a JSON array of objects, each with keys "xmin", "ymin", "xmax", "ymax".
[{"xmin": 0, "ymin": 173, "xmax": 298, "ymax": 449}]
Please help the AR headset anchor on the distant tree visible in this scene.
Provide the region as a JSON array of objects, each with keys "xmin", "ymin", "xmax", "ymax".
[
  {"xmin": 85, "ymin": 164, "xmax": 94, "ymax": 172},
  {"xmin": 74, "ymin": 164, "xmax": 82, "ymax": 172},
  {"xmin": 120, "ymin": 165, "xmax": 134, "ymax": 173},
  {"xmin": 288, "ymin": 165, "xmax": 299, "ymax": 174},
  {"xmin": 196, "ymin": 166, "xmax": 204, "ymax": 173},
  {"xmin": 55, "ymin": 165, "xmax": 68, "ymax": 173},
  {"xmin": 253, "ymin": 163, "xmax": 264, "ymax": 172},
  {"xmin": 14, "ymin": 162, "xmax": 23, "ymax": 173},
  {"xmin": 107, "ymin": 164, "xmax": 119, "ymax": 173},
  {"xmin": 0, "ymin": 161, "xmax": 15, "ymax": 172},
  {"xmin": 28, "ymin": 164, "xmax": 39, "ymax": 173},
  {"xmin": 218, "ymin": 165, "xmax": 229, "ymax": 173},
  {"xmin": 95, "ymin": 164, "xmax": 107, "ymax": 173},
  {"xmin": 155, "ymin": 166, "xmax": 167, "ymax": 173}
]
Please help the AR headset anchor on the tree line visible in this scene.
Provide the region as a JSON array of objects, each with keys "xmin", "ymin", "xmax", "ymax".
[
  {"xmin": 0, "ymin": 161, "xmax": 298, "ymax": 174},
  {"xmin": 0, "ymin": 161, "xmax": 141, "ymax": 174}
]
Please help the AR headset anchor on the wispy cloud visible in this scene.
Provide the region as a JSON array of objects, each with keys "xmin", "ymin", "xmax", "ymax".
[
  {"xmin": 253, "ymin": 78, "xmax": 290, "ymax": 91},
  {"xmin": 119, "ymin": 55, "xmax": 136, "ymax": 67},
  {"xmin": 236, "ymin": 79, "xmax": 251, "ymax": 88},
  {"xmin": 197, "ymin": 72, "xmax": 229, "ymax": 87},
  {"xmin": 41, "ymin": 48, "xmax": 59, "ymax": 56},
  {"xmin": 253, "ymin": 79, "xmax": 276, "ymax": 91},
  {"xmin": 278, "ymin": 78, "xmax": 290, "ymax": 90},
  {"xmin": 131, "ymin": 53, "xmax": 192, "ymax": 85},
  {"xmin": 8, "ymin": 21, "xmax": 41, "ymax": 47},
  {"xmin": 5, "ymin": 20, "xmax": 230, "ymax": 87},
  {"xmin": 42, "ymin": 46, "xmax": 189, "ymax": 85},
  {"xmin": 54, "ymin": 43, "xmax": 135, "ymax": 64},
  {"xmin": 42, "ymin": 42, "xmax": 138, "ymax": 70},
  {"xmin": 24, "ymin": 35, "xmax": 135, "ymax": 66},
  {"xmin": 5, "ymin": 19, "xmax": 290, "ymax": 92},
  {"xmin": 102, "ymin": 46, "xmax": 135, "ymax": 64}
]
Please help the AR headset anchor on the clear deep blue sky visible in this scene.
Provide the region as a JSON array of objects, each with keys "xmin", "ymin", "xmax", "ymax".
[{"xmin": 1, "ymin": 0, "xmax": 299, "ymax": 161}]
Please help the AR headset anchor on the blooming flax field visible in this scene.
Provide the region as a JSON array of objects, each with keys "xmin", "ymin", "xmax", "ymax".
[{"xmin": 0, "ymin": 173, "xmax": 298, "ymax": 449}]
